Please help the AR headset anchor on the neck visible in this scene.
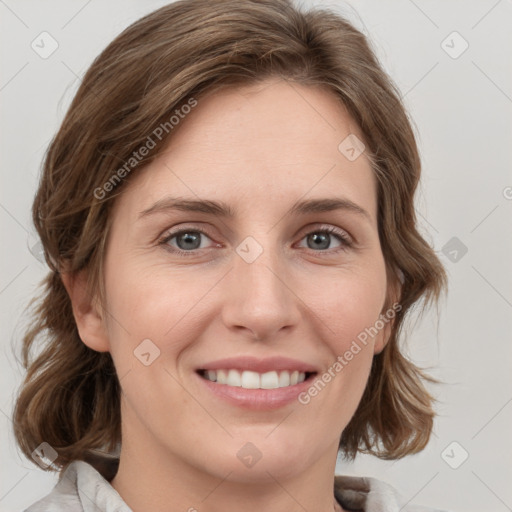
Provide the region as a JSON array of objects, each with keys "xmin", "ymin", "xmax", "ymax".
[{"xmin": 111, "ymin": 423, "xmax": 344, "ymax": 512}]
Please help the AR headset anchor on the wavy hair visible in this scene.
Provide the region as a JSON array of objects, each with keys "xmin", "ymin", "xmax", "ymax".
[{"xmin": 13, "ymin": 0, "xmax": 447, "ymax": 470}]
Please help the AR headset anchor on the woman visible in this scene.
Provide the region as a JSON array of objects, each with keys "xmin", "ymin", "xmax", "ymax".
[{"xmin": 14, "ymin": 0, "xmax": 447, "ymax": 510}]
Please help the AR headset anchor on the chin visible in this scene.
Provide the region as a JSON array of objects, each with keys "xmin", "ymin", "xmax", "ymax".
[{"xmin": 198, "ymin": 434, "xmax": 317, "ymax": 484}]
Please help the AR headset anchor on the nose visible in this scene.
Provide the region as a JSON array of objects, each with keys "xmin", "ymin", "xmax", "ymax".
[{"xmin": 220, "ymin": 244, "xmax": 301, "ymax": 341}]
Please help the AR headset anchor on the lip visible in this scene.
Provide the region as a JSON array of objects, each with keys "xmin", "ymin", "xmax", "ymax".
[
  {"xmin": 195, "ymin": 371, "xmax": 316, "ymax": 410},
  {"xmin": 194, "ymin": 356, "xmax": 319, "ymax": 411},
  {"xmin": 196, "ymin": 356, "xmax": 319, "ymax": 374}
]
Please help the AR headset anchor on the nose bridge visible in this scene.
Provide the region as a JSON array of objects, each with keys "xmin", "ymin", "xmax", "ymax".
[
  {"xmin": 235, "ymin": 240, "xmax": 285, "ymax": 300},
  {"xmin": 222, "ymin": 236, "xmax": 300, "ymax": 339}
]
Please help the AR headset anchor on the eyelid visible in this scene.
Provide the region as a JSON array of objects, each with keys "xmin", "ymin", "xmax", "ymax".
[
  {"xmin": 296, "ymin": 223, "xmax": 353, "ymax": 244},
  {"xmin": 158, "ymin": 224, "xmax": 218, "ymax": 249},
  {"xmin": 158, "ymin": 222, "xmax": 353, "ymax": 255}
]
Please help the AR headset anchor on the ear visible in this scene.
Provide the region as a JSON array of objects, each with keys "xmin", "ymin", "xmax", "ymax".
[
  {"xmin": 60, "ymin": 270, "xmax": 110, "ymax": 352},
  {"xmin": 373, "ymin": 269, "xmax": 402, "ymax": 355},
  {"xmin": 373, "ymin": 311, "xmax": 394, "ymax": 355}
]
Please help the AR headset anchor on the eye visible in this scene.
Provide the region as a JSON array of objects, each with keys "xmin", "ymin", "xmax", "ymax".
[
  {"xmin": 160, "ymin": 228, "xmax": 217, "ymax": 255},
  {"xmin": 158, "ymin": 225, "xmax": 352, "ymax": 257},
  {"xmin": 296, "ymin": 226, "xmax": 352, "ymax": 252}
]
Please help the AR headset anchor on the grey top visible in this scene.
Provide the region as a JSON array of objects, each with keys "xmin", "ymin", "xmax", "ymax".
[{"xmin": 24, "ymin": 459, "xmax": 448, "ymax": 512}]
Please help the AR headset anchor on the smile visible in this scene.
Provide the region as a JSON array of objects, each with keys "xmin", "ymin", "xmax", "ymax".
[{"xmin": 198, "ymin": 369, "xmax": 311, "ymax": 389}]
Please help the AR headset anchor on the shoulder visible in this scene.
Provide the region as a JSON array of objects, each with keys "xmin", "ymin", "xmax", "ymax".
[
  {"xmin": 23, "ymin": 462, "xmax": 84, "ymax": 512},
  {"xmin": 23, "ymin": 460, "xmax": 131, "ymax": 512},
  {"xmin": 334, "ymin": 474, "xmax": 450, "ymax": 512}
]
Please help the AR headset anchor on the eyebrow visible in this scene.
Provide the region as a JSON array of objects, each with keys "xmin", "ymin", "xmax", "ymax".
[{"xmin": 138, "ymin": 196, "xmax": 371, "ymax": 221}]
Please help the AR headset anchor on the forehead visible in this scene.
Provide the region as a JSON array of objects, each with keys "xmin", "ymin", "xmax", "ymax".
[{"xmin": 116, "ymin": 79, "xmax": 377, "ymax": 223}]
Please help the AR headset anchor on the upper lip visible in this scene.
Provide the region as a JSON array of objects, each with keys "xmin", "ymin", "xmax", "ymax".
[{"xmin": 197, "ymin": 356, "xmax": 319, "ymax": 374}]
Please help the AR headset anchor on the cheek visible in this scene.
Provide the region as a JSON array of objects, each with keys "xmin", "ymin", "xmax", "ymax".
[
  {"xmin": 297, "ymin": 261, "xmax": 387, "ymax": 405},
  {"xmin": 296, "ymin": 273, "xmax": 384, "ymax": 429},
  {"xmin": 305, "ymin": 263, "xmax": 387, "ymax": 352},
  {"xmin": 101, "ymin": 263, "xmax": 207, "ymax": 421},
  {"xmin": 102, "ymin": 260, "xmax": 218, "ymax": 367}
]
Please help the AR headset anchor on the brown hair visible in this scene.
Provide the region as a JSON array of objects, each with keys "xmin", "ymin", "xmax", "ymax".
[{"xmin": 13, "ymin": 0, "xmax": 447, "ymax": 470}]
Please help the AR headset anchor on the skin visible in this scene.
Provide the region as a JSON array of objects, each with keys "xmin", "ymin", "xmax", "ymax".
[{"xmin": 63, "ymin": 78, "xmax": 396, "ymax": 512}]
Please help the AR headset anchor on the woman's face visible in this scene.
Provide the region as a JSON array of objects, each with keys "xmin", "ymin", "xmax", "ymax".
[{"xmin": 88, "ymin": 79, "xmax": 392, "ymax": 482}]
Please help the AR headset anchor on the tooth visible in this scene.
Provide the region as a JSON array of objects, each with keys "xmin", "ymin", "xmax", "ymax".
[
  {"xmin": 278, "ymin": 371, "xmax": 291, "ymax": 388},
  {"xmin": 260, "ymin": 371, "xmax": 279, "ymax": 389},
  {"xmin": 204, "ymin": 368, "xmax": 309, "ymax": 388},
  {"xmin": 241, "ymin": 371, "xmax": 260, "ymax": 389},
  {"xmin": 217, "ymin": 369, "xmax": 228, "ymax": 384},
  {"xmin": 226, "ymin": 369, "xmax": 242, "ymax": 387}
]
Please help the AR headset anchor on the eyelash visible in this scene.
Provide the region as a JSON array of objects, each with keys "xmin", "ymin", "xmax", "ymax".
[{"xmin": 158, "ymin": 225, "xmax": 353, "ymax": 257}]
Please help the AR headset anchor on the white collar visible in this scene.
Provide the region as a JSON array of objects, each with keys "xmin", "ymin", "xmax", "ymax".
[{"xmin": 25, "ymin": 460, "xmax": 445, "ymax": 512}]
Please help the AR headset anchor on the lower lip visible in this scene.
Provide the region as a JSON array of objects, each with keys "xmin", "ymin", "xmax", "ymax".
[{"xmin": 195, "ymin": 372, "xmax": 315, "ymax": 410}]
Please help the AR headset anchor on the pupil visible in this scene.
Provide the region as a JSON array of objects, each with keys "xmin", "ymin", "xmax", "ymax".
[
  {"xmin": 309, "ymin": 233, "xmax": 329, "ymax": 250},
  {"xmin": 178, "ymin": 232, "xmax": 200, "ymax": 250},
  {"xmin": 175, "ymin": 232, "xmax": 331, "ymax": 251}
]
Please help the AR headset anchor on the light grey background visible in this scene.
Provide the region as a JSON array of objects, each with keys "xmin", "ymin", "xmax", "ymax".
[{"xmin": 1, "ymin": 1, "xmax": 511, "ymax": 511}]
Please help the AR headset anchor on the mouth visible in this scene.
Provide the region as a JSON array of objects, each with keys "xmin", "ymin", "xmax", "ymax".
[
  {"xmin": 196, "ymin": 369, "xmax": 317, "ymax": 389},
  {"xmin": 194, "ymin": 356, "xmax": 320, "ymax": 409}
]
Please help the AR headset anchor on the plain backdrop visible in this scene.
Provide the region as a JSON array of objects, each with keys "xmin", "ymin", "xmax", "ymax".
[{"xmin": 1, "ymin": 1, "xmax": 511, "ymax": 511}]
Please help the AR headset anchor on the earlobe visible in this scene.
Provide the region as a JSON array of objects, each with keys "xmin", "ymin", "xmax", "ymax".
[
  {"xmin": 60, "ymin": 270, "xmax": 110, "ymax": 353},
  {"xmin": 373, "ymin": 316, "xmax": 394, "ymax": 355},
  {"xmin": 373, "ymin": 272, "xmax": 402, "ymax": 355}
]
